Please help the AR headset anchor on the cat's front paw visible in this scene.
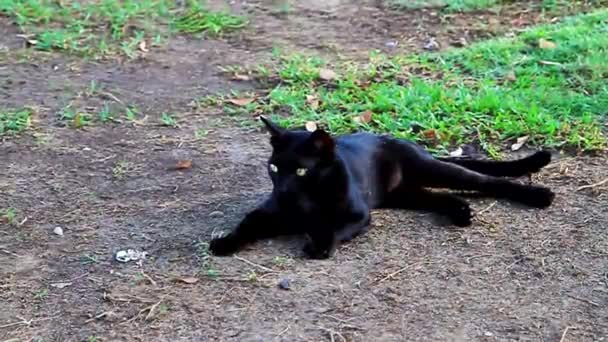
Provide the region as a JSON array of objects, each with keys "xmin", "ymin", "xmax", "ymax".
[
  {"xmin": 449, "ymin": 203, "xmax": 472, "ymax": 227},
  {"xmin": 209, "ymin": 236, "xmax": 240, "ymax": 256},
  {"xmin": 523, "ymin": 187, "xmax": 555, "ymax": 208},
  {"xmin": 303, "ymin": 242, "xmax": 333, "ymax": 260}
]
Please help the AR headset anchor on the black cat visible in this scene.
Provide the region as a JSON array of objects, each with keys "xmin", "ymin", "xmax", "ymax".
[{"xmin": 209, "ymin": 116, "xmax": 554, "ymax": 259}]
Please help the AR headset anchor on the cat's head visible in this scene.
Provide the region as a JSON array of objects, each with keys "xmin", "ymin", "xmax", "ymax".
[{"xmin": 259, "ymin": 116, "xmax": 337, "ymax": 202}]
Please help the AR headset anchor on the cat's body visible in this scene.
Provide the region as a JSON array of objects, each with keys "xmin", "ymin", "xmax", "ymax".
[{"xmin": 209, "ymin": 116, "xmax": 554, "ymax": 259}]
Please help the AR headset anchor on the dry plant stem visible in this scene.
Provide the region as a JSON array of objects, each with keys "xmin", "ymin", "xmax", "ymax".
[
  {"xmin": 559, "ymin": 326, "xmax": 576, "ymax": 342},
  {"xmin": 234, "ymin": 255, "xmax": 277, "ymax": 272},
  {"xmin": 0, "ymin": 315, "xmax": 57, "ymax": 329},
  {"xmin": 577, "ymin": 177, "xmax": 608, "ymax": 191},
  {"xmin": 476, "ymin": 201, "xmax": 497, "ymax": 216}
]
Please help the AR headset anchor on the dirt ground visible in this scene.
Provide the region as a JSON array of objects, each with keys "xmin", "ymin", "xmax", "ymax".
[{"xmin": 1, "ymin": 1, "xmax": 608, "ymax": 341}]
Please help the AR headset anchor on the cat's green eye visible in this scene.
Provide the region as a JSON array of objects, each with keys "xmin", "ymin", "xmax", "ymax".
[
  {"xmin": 296, "ymin": 168, "xmax": 308, "ymax": 176},
  {"xmin": 269, "ymin": 164, "xmax": 278, "ymax": 173}
]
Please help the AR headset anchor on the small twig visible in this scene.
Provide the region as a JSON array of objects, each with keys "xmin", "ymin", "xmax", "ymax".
[
  {"xmin": 559, "ymin": 326, "xmax": 576, "ymax": 342},
  {"xmin": 125, "ymin": 298, "xmax": 164, "ymax": 323},
  {"xmin": 318, "ymin": 326, "xmax": 346, "ymax": 342},
  {"xmin": 99, "ymin": 91, "xmax": 124, "ymax": 105},
  {"xmin": 476, "ymin": 201, "xmax": 497, "ymax": 216},
  {"xmin": 140, "ymin": 270, "xmax": 158, "ymax": 286},
  {"xmin": 275, "ymin": 325, "xmax": 290, "ymax": 340},
  {"xmin": 0, "ymin": 249, "xmax": 21, "ymax": 258},
  {"xmin": 84, "ymin": 311, "xmax": 111, "ymax": 323},
  {"xmin": 567, "ymin": 294, "xmax": 600, "ymax": 307},
  {"xmin": 0, "ymin": 315, "xmax": 57, "ymax": 329},
  {"xmin": 234, "ymin": 255, "xmax": 276, "ymax": 273},
  {"xmin": 321, "ymin": 314, "xmax": 356, "ymax": 324},
  {"xmin": 465, "ymin": 254, "xmax": 494, "ymax": 264},
  {"xmin": 144, "ymin": 300, "xmax": 163, "ymax": 321},
  {"xmin": 375, "ymin": 262, "xmax": 431, "ymax": 283},
  {"xmin": 577, "ymin": 178, "xmax": 608, "ymax": 191}
]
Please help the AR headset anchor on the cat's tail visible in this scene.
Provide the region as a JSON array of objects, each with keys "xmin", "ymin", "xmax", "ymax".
[{"xmin": 437, "ymin": 150, "xmax": 551, "ymax": 177}]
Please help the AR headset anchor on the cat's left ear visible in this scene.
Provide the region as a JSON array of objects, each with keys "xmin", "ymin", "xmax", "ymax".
[
  {"xmin": 259, "ymin": 115, "xmax": 285, "ymax": 137},
  {"xmin": 309, "ymin": 129, "xmax": 335, "ymax": 157}
]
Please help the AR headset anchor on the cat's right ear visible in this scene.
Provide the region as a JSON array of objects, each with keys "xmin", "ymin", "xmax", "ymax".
[{"xmin": 259, "ymin": 115, "xmax": 285, "ymax": 138}]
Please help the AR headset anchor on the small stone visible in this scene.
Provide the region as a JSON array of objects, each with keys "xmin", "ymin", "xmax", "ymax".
[
  {"xmin": 278, "ymin": 278, "xmax": 291, "ymax": 290},
  {"xmin": 451, "ymin": 37, "xmax": 468, "ymax": 47},
  {"xmin": 53, "ymin": 226, "xmax": 64, "ymax": 236},
  {"xmin": 385, "ymin": 40, "xmax": 398, "ymax": 48},
  {"xmin": 484, "ymin": 332, "xmax": 493, "ymax": 337},
  {"xmin": 423, "ymin": 38, "xmax": 440, "ymax": 51},
  {"xmin": 209, "ymin": 211, "xmax": 224, "ymax": 218}
]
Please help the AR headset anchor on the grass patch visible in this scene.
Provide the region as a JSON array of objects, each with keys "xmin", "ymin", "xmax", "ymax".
[
  {"xmin": 0, "ymin": 108, "xmax": 32, "ymax": 135},
  {"xmin": 1, "ymin": 208, "xmax": 18, "ymax": 225},
  {"xmin": 389, "ymin": 0, "xmax": 608, "ymax": 12},
  {"xmin": 173, "ymin": 5, "xmax": 247, "ymax": 34},
  {"xmin": 0, "ymin": 0, "xmax": 247, "ymax": 57},
  {"xmin": 226, "ymin": 9, "xmax": 607, "ymax": 152},
  {"xmin": 390, "ymin": 0, "xmax": 498, "ymax": 11}
]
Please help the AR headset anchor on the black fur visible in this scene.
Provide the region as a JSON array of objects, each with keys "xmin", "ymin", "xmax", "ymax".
[{"xmin": 209, "ymin": 116, "xmax": 554, "ymax": 259}]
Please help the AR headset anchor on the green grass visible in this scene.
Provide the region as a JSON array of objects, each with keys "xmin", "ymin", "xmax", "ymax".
[
  {"xmin": 0, "ymin": 108, "xmax": 32, "ymax": 135},
  {"xmin": 0, "ymin": 0, "xmax": 247, "ymax": 57},
  {"xmin": 389, "ymin": 0, "xmax": 607, "ymax": 12},
  {"xmin": 1, "ymin": 208, "xmax": 18, "ymax": 225},
  {"xmin": 173, "ymin": 6, "xmax": 247, "ymax": 34},
  {"xmin": 390, "ymin": 0, "xmax": 498, "ymax": 11},
  {"xmin": 228, "ymin": 9, "xmax": 607, "ymax": 152}
]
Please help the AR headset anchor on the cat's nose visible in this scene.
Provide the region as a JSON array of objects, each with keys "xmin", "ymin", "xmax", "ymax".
[{"xmin": 276, "ymin": 184, "xmax": 294, "ymax": 199}]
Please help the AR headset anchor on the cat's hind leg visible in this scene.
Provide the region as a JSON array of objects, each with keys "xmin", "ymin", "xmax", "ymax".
[
  {"xmin": 417, "ymin": 159, "xmax": 554, "ymax": 208},
  {"xmin": 381, "ymin": 187, "xmax": 472, "ymax": 227}
]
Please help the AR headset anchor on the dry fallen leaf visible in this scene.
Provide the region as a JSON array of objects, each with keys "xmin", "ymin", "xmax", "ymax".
[
  {"xmin": 138, "ymin": 40, "xmax": 149, "ymax": 52},
  {"xmin": 175, "ymin": 160, "xmax": 193, "ymax": 170},
  {"xmin": 175, "ymin": 277, "xmax": 199, "ymax": 284},
  {"xmin": 50, "ymin": 282, "xmax": 72, "ymax": 289},
  {"xmin": 227, "ymin": 97, "xmax": 255, "ymax": 106},
  {"xmin": 505, "ymin": 71, "xmax": 517, "ymax": 82},
  {"xmin": 353, "ymin": 110, "xmax": 373, "ymax": 124},
  {"xmin": 510, "ymin": 17, "xmax": 528, "ymax": 27},
  {"xmin": 423, "ymin": 129, "xmax": 437, "ymax": 140},
  {"xmin": 306, "ymin": 95, "xmax": 320, "ymax": 110},
  {"xmin": 305, "ymin": 121, "xmax": 318, "ymax": 132},
  {"xmin": 538, "ymin": 38, "xmax": 556, "ymax": 50},
  {"xmin": 318, "ymin": 68, "xmax": 338, "ymax": 81},
  {"xmin": 449, "ymin": 147, "xmax": 464, "ymax": 157},
  {"xmin": 511, "ymin": 135, "xmax": 529, "ymax": 151}
]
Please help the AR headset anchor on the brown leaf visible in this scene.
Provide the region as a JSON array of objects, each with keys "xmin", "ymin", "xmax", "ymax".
[
  {"xmin": 538, "ymin": 38, "xmax": 556, "ymax": 50},
  {"xmin": 511, "ymin": 135, "xmax": 529, "ymax": 151},
  {"xmin": 318, "ymin": 68, "xmax": 338, "ymax": 81},
  {"xmin": 74, "ymin": 113, "xmax": 85, "ymax": 128},
  {"xmin": 510, "ymin": 17, "xmax": 528, "ymax": 27},
  {"xmin": 175, "ymin": 160, "xmax": 193, "ymax": 170},
  {"xmin": 505, "ymin": 71, "xmax": 517, "ymax": 82},
  {"xmin": 138, "ymin": 40, "xmax": 149, "ymax": 52},
  {"xmin": 305, "ymin": 121, "xmax": 318, "ymax": 132},
  {"xmin": 175, "ymin": 277, "xmax": 198, "ymax": 284},
  {"xmin": 353, "ymin": 110, "xmax": 373, "ymax": 124},
  {"xmin": 306, "ymin": 95, "xmax": 320, "ymax": 110},
  {"xmin": 227, "ymin": 97, "xmax": 255, "ymax": 106},
  {"xmin": 423, "ymin": 129, "xmax": 437, "ymax": 140}
]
